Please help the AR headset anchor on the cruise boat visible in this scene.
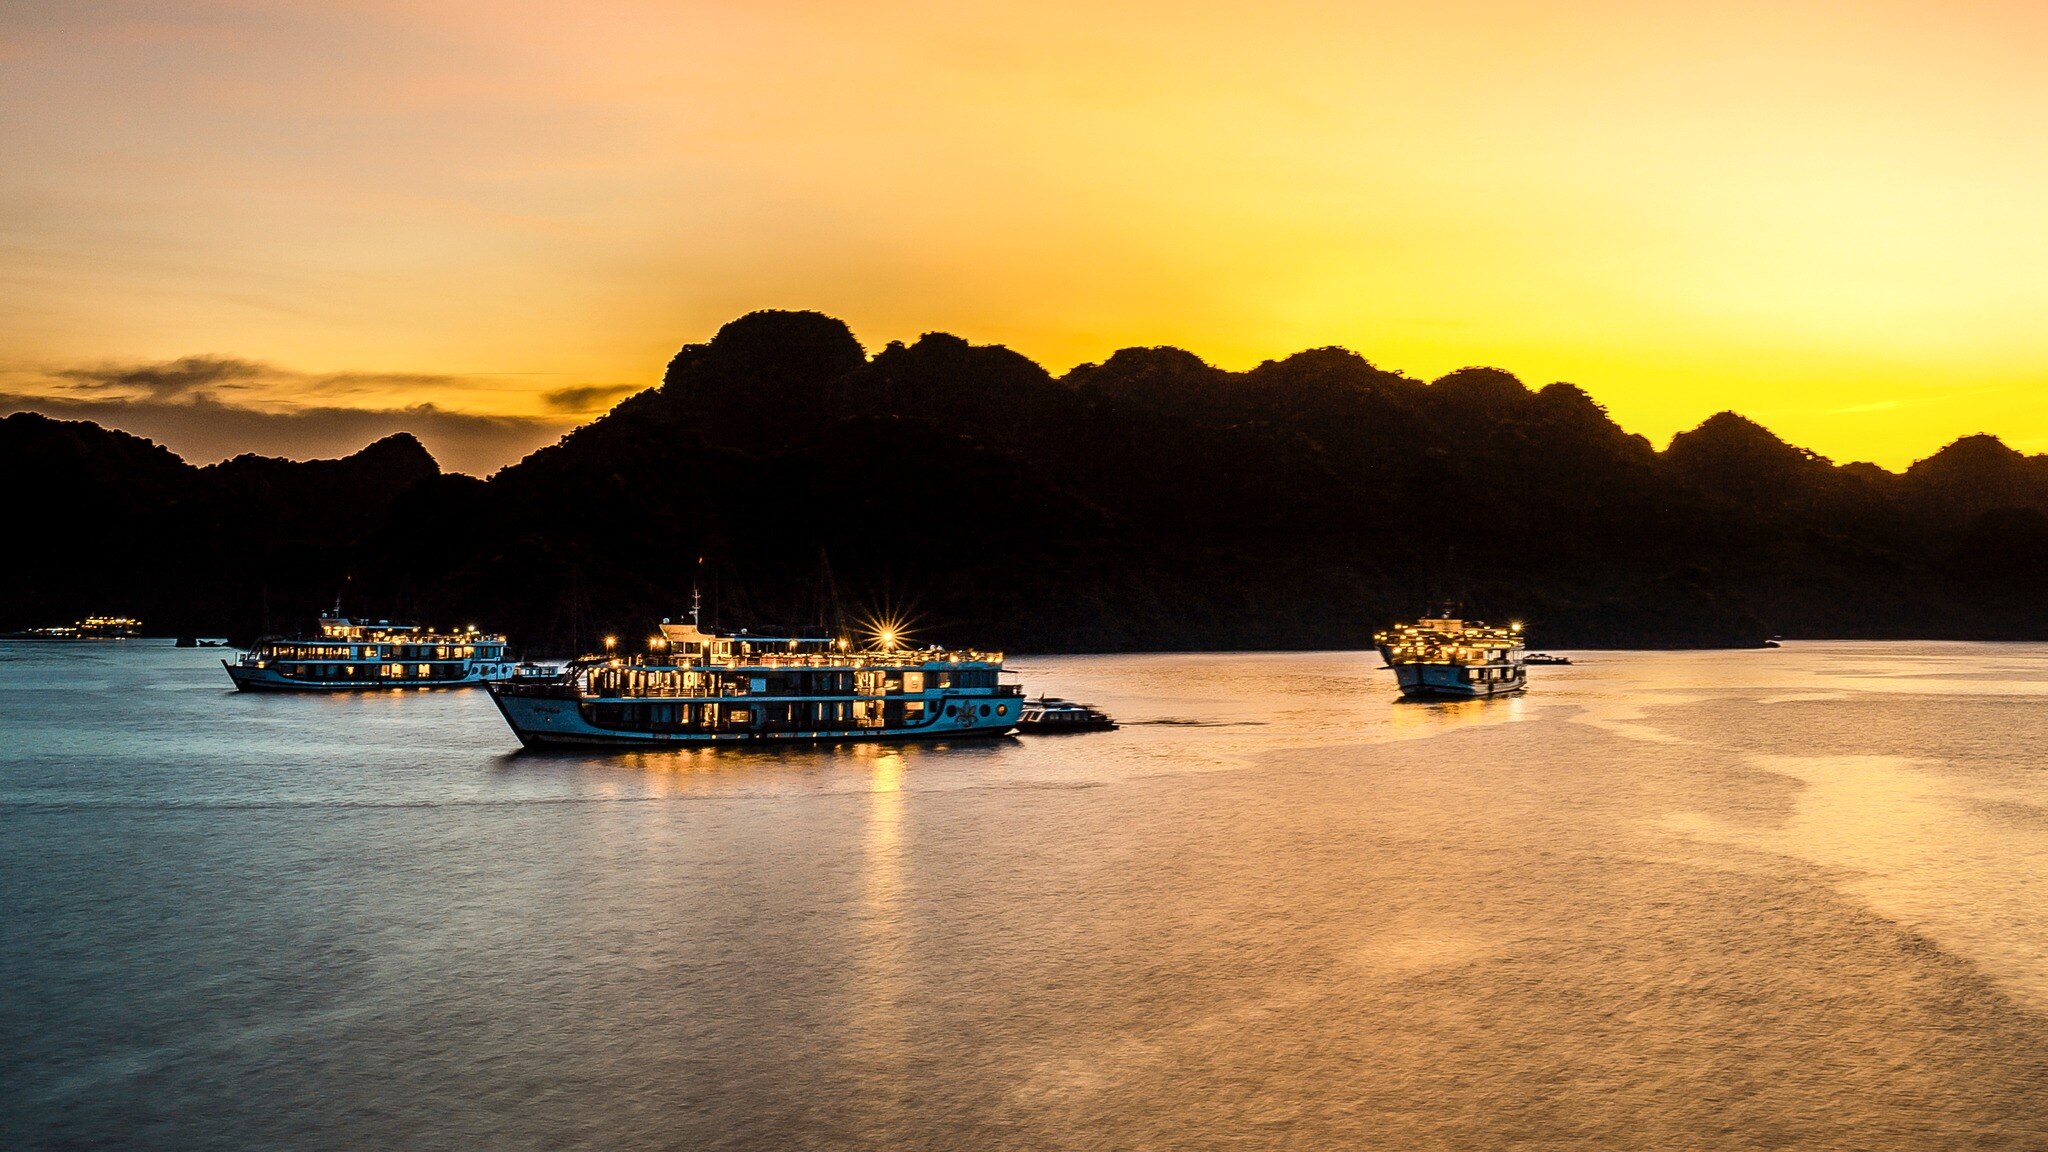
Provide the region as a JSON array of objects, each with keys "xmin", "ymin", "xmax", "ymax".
[
  {"xmin": 1373, "ymin": 614, "xmax": 1527, "ymax": 699},
  {"xmin": 487, "ymin": 615, "xmax": 1024, "ymax": 748},
  {"xmin": 2, "ymin": 615, "xmax": 143, "ymax": 640},
  {"xmin": 224, "ymin": 613, "xmax": 514, "ymax": 691}
]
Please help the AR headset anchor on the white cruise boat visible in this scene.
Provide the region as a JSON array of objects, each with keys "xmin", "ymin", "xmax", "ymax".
[
  {"xmin": 1373, "ymin": 614, "xmax": 1527, "ymax": 699},
  {"xmin": 224, "ymin": 614, "xmax": 515, "ymax": 692},
  {"xmin": 487, "ymin": 615, "xmax": 1024, "ymax": 748}
]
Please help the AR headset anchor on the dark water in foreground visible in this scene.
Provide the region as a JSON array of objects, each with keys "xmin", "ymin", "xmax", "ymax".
[{"xmin": 5, "ymin": 641, "xmax": 2048, "ymax": 1150}]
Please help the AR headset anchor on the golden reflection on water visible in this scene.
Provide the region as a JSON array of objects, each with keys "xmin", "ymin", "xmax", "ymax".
[
  {"xmin": 854, "ymin": 751, "xmax": 910, "ymax": 1078},
  {"xmin": 1673, "ymin": 751, "xmax": 2048, "ymax": 1014},
  {"xmin": 17, "ymin": 641, "xmax": 2048, "ymax": 1148},
  {"xmin": 1380, "ymin": 692, "xmax": 1529, "ymax": 740}
]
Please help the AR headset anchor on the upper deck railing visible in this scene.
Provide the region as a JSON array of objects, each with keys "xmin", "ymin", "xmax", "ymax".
[{"xmin": 572, "ymin": 646, "xmax": 1005, "ymax": 672}]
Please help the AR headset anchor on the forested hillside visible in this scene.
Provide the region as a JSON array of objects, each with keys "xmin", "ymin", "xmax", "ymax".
[{"xmin": 11, "ymin": 310, "xmax": 2048, "ymax": 653}]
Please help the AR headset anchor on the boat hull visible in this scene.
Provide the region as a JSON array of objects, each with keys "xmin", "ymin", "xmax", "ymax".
[
  {"xmin": 488, "ymin": 687, "xmax": 1023, "ymax": 748},
  {"xmin": 223, "ymin": 660, "xmax": 506, "ymax": 692},
  {"xmin": 1016, "ymin": 720, "xmax": 1118, "ymax": 734},
  {"xmin": 1391, "ymin": 662, "xmax": 1526, "ymax": 699}
]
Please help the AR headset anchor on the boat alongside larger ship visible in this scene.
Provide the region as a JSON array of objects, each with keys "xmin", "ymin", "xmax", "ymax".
[
  {"xmin": 1374, "ymin": 615, "xmax": 1528, "ymax": 699},
  {"xmin": 224, "ymin": 615, "xmax": 515, "ymax": 691},
  {"xmin": 488, "ymin": 617, "xmax": 1024, "ymax": 748}
]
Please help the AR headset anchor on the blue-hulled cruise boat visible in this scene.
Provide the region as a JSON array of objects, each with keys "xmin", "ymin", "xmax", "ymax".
[
  {"xmin": 224, "ymin": 614, "xmax": 515, "ymax": 691},
  {"xmin": 487, "ymin": 615, "xmax": 1023, "ymax": 748}
]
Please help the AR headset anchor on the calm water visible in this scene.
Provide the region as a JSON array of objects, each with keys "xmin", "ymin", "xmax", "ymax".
[{"xmin": 6, "ymin": 640, "xmax": 2048, "ymax": 1150}]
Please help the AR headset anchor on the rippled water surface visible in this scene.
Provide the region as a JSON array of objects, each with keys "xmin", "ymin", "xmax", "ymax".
[{"xmin": 6, "ymin": 640, "xmax": 2048, "ymax": 1149}]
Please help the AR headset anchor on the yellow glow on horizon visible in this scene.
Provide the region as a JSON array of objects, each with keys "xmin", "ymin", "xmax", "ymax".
[{"xmin": 4, "ymin": 1, "xmax": 2048, "ymax": 470}]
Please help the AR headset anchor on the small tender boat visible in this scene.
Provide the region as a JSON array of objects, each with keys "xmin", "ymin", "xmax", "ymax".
[
  {"xmin": 1016, "ymin": 697, "xmax": 1118, "ymax": 734},
  {"xmin": 1522, "ymin": 653, "xmax": 1572, "ymax": 665},
  {"xmin": 1373, "ymin": 613, "xmax": 1528, "ymax": 699}
]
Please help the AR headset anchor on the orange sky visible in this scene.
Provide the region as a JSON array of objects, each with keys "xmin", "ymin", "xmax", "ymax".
[{"xmin": 4, "ymin": 0, "xmax": 2046, "ymax": 472}]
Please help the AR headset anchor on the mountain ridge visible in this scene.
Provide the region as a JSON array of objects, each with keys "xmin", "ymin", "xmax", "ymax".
[{"xmin": 9, "ymin": 310, "xmax": 2048, "ymax": 653}]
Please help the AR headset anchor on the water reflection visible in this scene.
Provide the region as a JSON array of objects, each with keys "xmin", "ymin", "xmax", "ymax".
[
  {"xmin": 862, "ymin": 751, "xmax": 906, "ymax": 970},
  {"xmin": 1384, "ymin": 692, "xmax": 1528, "ymax": 734},
  {"xmin": 13, "ymin": 641, "xmax": 2048, "ymax": 1149},
  {"xmin": 1673, "ymin": 750, "xmax": 2048, "ymax": 1014}
]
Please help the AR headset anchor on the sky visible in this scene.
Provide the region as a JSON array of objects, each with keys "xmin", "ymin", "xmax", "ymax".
[{"xmin": 3, "ymin": 0, "xmax": 2045, "ymax": 474}]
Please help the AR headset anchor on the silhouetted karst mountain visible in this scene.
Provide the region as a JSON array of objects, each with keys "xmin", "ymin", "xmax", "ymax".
[
  {"xmin": 1907, "ymin": 434, "xmax": 2048, "ymax": 520},
  {"xmin": 663, "ymin": 310, "xmax": 866, "ymax": 400},
  {"xmin": 1946, "ymin": 507, "xmax": 2048, "ymax": 597},
  {"xmin": 12, "ymin": 313, "xmax": 2048, "ymax": 650},
  {"xmin": 1665, "ymin": 412, "xmax": 1826, "ymax": 502},
  {"xmin": 0, "ymin": 420, "xmax": 453, "ymax": 640},
  {"xmin": 205, "ymin": 432, "xmax": 440, "ymax": 539},
  {"xmin": 2, "ymin": 413, "xmax": 199, "ymax": 631}
]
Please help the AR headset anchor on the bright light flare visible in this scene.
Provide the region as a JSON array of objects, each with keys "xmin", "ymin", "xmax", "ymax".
[{"xmin": 859, "ymin": 614, "xmax": 913, "ymax": 652}]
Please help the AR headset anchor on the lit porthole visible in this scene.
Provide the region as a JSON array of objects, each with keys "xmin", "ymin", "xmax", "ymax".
[{"xmin": 997, "ymin": 705, "xmax": 1008, "ymax": 716}]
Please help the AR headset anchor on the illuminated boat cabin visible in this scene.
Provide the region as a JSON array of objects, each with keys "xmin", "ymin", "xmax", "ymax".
[
  {"xmin": 1016, "ymin": 697, "xmax": 1118, "ymax": 733},
  {"xmin": 487, "ymin": 618, "xmax": 1025, "ymax": 747},
  {"xmin": 1373, "ymin": 616, "xmax": 1528, "ymax": 700},
  {"xmin": 224, "ymin": 615, "xmax": 514, "ymax": 691}
]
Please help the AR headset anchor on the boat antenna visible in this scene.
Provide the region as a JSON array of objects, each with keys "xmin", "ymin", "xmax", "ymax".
[
  {"xmin": 816, "ymin": 546, "xmax": 848, "ymax": 639},
  {"xmin": 691, "ymin": 569, "xmax": 702, "ymax": 628}
]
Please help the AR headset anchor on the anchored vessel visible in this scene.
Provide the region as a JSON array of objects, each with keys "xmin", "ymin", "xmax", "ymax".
[
  {"xmin": 224, "ymin": 615, "xmax": 514, "ymax": 691},
  {"xmin": 2, "ymin": 616, "xmax": 142, "ymax": 640},
  {"xmin": 488, "ymin": 618, "xmax": 1024, "ymax": 748},
  {"xmin": 1374, "ymin": 616, "xmax": 1527, "ymax": 699}
]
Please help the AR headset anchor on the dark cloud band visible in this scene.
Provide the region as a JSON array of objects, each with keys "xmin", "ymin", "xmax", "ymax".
[
  {"xmin": 0, "ymin": 393, "xmax": 572, "ymax": 477},
  {"xmin": 542, "ymin": 383, "xmax": 640, "ymax": 413},
  {"xmin": 0, "ymin": 354, "xmax": 625, "ymax": 474}
]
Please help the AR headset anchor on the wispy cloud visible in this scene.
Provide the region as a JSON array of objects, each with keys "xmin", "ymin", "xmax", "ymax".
[
  {"xmin": 24, "ymin": 355, "xmax": 481, "ymax": 407},
  {"xmin": 54, "ymin": 355, "xmax": 270, "ymax": 397},
  {"xmin": 542, "ymin": 383, "xmax": 639, "ymax": 413}
]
